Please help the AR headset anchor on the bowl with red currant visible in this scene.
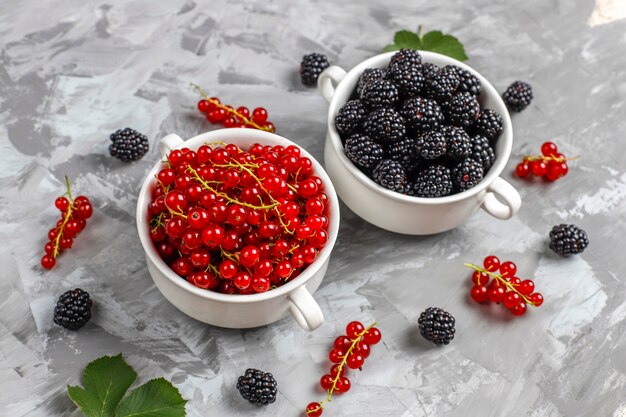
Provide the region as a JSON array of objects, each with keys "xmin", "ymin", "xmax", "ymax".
[
  {"xmin": 318, "ymin": 50, "xmax": 521, "ymax": 234},
  {"xmin": 136, "ymin": 128, "xmax": 339, "ymax": 331}
]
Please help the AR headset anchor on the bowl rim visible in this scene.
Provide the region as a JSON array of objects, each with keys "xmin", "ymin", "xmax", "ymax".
[
  {"xmin": 326, "ymin": 50, "xmax": 513, "ymax": 205},
  {"xmin": 136, "ymin": 128, "xmax": 340, "ymax": 304}
]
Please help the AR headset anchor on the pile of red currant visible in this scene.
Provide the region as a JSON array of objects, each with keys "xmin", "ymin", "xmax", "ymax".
[
  {"xmin": 305, "ymin": 321, "xmax": 382, "ymax": 416},
  {"xmin": 148, "ymin": 142, "xmax": 330, "ymax": 294},
  {"xmin": 192, "ymin": 83, "xmax": 275, "ymax": 132},
  {"xmin": 465, "ymin": 256, "xmax": 544, "ymax": 316},
  {"xmin": 515, "ymin": 141, "xmax": 577, "ymax": 181},
  {"xmin": 41, "ymin": 176, "xmax": 93, "ymax": 270}
]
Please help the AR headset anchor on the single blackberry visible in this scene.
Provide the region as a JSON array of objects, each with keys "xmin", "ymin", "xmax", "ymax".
[
  {"xmin": 335, "ymin": 100, "xmax": 366, "ymax": 137},
  {"xmin": 389, "ymin": 48, "xmax": 422, "ymax": 68},
  {"xmin": 418, "ymin": 307, "xmax": 456, "ymax": 346},
  {"xmin": 236, "ymin": 368, "xmax": 278, "ymax": 405},
  {"xmin": 472, "ymin": 109, "xmax": 504, "ymax": 143},
  {"xmin": 400, "ymin": 97, "xmax": 443, "ymax": 132},
  {"xmin": 452, "ymin": 158, "xmax": 484, "ymax": 191},
  {"xmin": 442, "ymin": 126, "xmax": 471, "ymax": 161},
  {"xmin": 299, "ymin": 53, "xmax": 330, "ymax": 86},
  {"xmin": 388, "ymin": 136, "xmax": 421, "ymax": 173},
  {"xmin": 549, "ymin": 224, "xmax": 589, "ymax": 256},
  {"xmin": 414, "ymin": 164, "xmax": 452, "ymax": 198},
  {"xmin": 502, "ymin": 81, "xmax": 533, "ymax": 111},
  {"xmin": 363, "ymin": 107, "xmax": 406, "ymax": 145},
  {"xmin": 371, "ymin": 159, "xmax": 407, "ymax": 192},
  {"xmin": 344, "ymin": 133, "xmax": 384, "ymax": 171},
  {"xmin": 425, "ymin": 66, "xmax": 460, "ymax": 104},
  {"xmin": 415, "ymin": 131, "xmax": 447, "ymax": 160},
  {"xmin": 359, "ymin": 79, "xmax": 399, "ymax": 109},
  {"xmin": 386, "ymin": 62, "xmax": 424, "ymax": 98},
  {"xmin": 470, "ymin": 134, "xmax": 495, "ymax": 171},
  {"xmin": 421, "ymin": 62, "xmax": 440, "ymax": 81},
  {"xmin": 109, "ymin": 128, "xmax": 149, "ymax": 161},
  {"xmin": 53, "ymin": 288, "xmax": 93, "ymax": 330},
  {"xmin": 357, "ymin": 68, "xmax": 386, "ymax": 96},
  {"xmin": 446, "ymin": 65, "xmax": 481, "ymax": 96},
  {"xmin": 444, "ymin": 92, "xmax": 480, "ymax": 128}
]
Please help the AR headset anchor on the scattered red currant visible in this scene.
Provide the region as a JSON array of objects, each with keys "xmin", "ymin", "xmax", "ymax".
[{"xmin": 515, "ymin": 141, "xmax": 578, "ymax": 182}]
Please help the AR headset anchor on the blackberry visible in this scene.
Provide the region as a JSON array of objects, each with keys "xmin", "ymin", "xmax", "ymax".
[
  {"xmin": 236, "ymin": 368, "xmax": 278, "ymax": 405},
  {"xmin": 109, "ymin": 128, "xmax": 149, "ymax": 161},
  {"xmin": 444, "ymin": 92, "xmax": 480, "ymax": 128},
  {"xmin": 400, "ymin": 97, "xmax": 443, "ymax": 132},
  {"xmin": 389, "ymin": 48, "xmax": 422, "ymax": 68},
  {"xmin": 414, "ymin": 164, "xmax": 452, "ymax": 198},
  {"xmin": 53, "ymin": 288, "xmax": 93, "ymax": 330},
  {"xmin": 421, "ymin": 62, "xmax": 440, "ymax": 81},
  {"xmin": 363, "ymin": 107, "xmax": 406, "ymax": 145},
  {"xmin": 415, "ymin": 131, "xmax": 447, "ymax": 160},
  {"xmin": 549, "ymin": 224, "xmax": 589, "ymax": 256},
  {"xmin": 357, "ymin": 68, "xmax": 386, "ymax": 96},
  {"xmin": 386, "ymin": 62, "xmax": 424, "ymax": 98},
  {"xmin": 360, "ymin": 79, "xmax": 399, "ymax": 109},
  {"xmin": 425, "ymin": 66, "xmax": 460, "ymax": 104},
  {"xmin": 388, "ymin": 136, "xmax": 421, "ymax": 173},
  {"xmin": 299, "ymin": 53, "xmax": 329, "ymax": 86},
  {"xmin": 452, "ymin": 158, "xmax": 484, "ymax": 191},
  {"xmin": 442, "ymin": 126, "xmax": 471, "ymax": 161},
  {"xmin": 344, "ymin": 133, "xmax": 384, "ymax": 171},
  {"xmin": 371, "ymin": 159, "xmax": 407, "ymax": 192},
  {"xmin": 446, "ymin": 65, "xmax": 481, "ymax": 96},
  {"xmin": 402, "ymin": 181, "xmax": 417, "ymax": 196},
  {"xmin": 335, "ymin": 100, "xmax": 366, "ymax": 137},
  {"xmin": 418, "ymin": 307, "xmax": 456, "ymax": 346},
  {"xmin": 470, "ymin": 134, "xmax": 495, "ymax": 171},
  {"xmin": 502, "ymin": 81, "xmax": 533, "ymax": 111},
  {"xmin": 472, "ymin": 109, "xmax": 503, "ymax": 143}
]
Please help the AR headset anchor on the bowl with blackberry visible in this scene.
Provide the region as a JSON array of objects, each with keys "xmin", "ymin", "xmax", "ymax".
[{"xmin": 318, "ymin": 49, "xmax": 521, "ymax": 235}]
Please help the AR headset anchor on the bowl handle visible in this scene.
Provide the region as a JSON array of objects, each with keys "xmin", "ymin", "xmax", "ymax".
[
  {"xmin": 318, "ymin": 66, "xmax": 347, "ymax": 103},
  {"xmin": 288, "ymin": 285, "xmax": 324, "ymax": 331},
  {"xmin": 480, "ymin": 177, "xmax": 522, "ymax": 220},
  {"xmin": 158, "ymin": 134, "xmax": 185, "ymax": 158}
]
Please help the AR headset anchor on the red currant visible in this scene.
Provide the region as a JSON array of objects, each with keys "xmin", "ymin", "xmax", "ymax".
[
  {"xmin": 499, "ymin": 261, "xmax": 517, "ymax": 278},
  {"xmin": 306, "ymin": 402, "xmax": 323, "ymax": 417},
  {"xmin": 529, "ymin": 292, "xmax": 544, "ymax": 306},
  {"xmin": 363, "ymin": 327, "xmax": 381, "ymax": 345},
  {"xmin": 346, "ymin": 321, "xmax": 365, "ymax": 339},
  {"xmin": 530, "ymin": 160, "xmax": 548, "ymax": 177},
  {"xmin": 471, "ymin": 285, "xmax": 488, "ymax": 303},
  {"xmin": 320, "ymin": 374, "xmax": 334, "ymax": 390},
  {"xmin": 483, "ymin": 255, "xmax": 500, "ymax": 272},
  {"xmin": 41, "ymin": 255, "xmax": 56, "ymax": 269},
  {"xmin": 346, "ymin": 353, "xmax": 364, "ymax": 369},
  {"xmin": 518, "ymin": 279, "xmax": 535, "ymax": 295},
  {"xmin": 541, "ymin": 141, "xmax": 558, "ymax": 157},
  {"xmin": 511, "ymin": 302, "xmax": 527, "ymax": 316},
  {"xmin": 516, "ymin": 163, "xmax": 531, "ymax": 178},
  {"xmin": 328, "ymin": 348, "xmax": 344, "ymax": 363}
]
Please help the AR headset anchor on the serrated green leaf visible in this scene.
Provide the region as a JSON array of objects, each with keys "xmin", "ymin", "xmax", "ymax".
[
  {"xmin": 68, "ymin": 354, "xmax": 137, "ymax": 417},
  {"xmin": 421, "ymin": 30, "xmax": 468, "ymax": 61},
  {"xmin": 393, "ymin": 30, "xmax": 422, "ymax": 49},
  {"xmin": 115, "ymin": 378, "xmax": 186, "ymax": 417}
]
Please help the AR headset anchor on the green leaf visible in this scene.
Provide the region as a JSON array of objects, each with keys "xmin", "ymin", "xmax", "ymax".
[
  {"xmin": 393, "ymin": 30, "xmax": 422, "ymax": 49},
  {"xmin": 421, "ymin": 30, "xmax": 468, "ymax": 62},
  {"xmin": 68, "ymin": 354, "xmax": 137, "ymax": 417},
  {"xmin": 115, "ymin": 378, "xmax": 187, "ymax": 417},
  {"xmin": 382, "ymin": 44, "xmax": 400, "ymax": 52}
]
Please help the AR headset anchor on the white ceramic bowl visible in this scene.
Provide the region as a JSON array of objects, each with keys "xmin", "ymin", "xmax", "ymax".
[
  {"xmin": 318, "ymin": 51, "xmax": 521, "ymax": 235},
  {"xmin": 136, "ymin": 129, "xmax": 340, "ymax": 331}
]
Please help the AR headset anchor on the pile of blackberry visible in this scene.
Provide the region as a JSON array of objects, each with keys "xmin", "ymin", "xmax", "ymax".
[{"xmin": 336, "ymin": 49, "xmax": 503, "ymax": 197}]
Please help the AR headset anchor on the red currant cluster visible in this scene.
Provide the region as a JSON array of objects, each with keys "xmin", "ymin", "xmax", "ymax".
[
  {"xmin": 515, "ymin": 141, "xmax": 577, "ymax": 181},
  {"xmin": 41, "ymin": 176, "xmax": 93, "ymax": 270},
  {"xmin": 149, "ymin": 143, "xmax": 330, "ymax": 294},
  {"xmin": 305, "ymin": 321, "xmax": 382, "ymax": 416},
  {"xmin": 465, "ymin": 256, "xmax": 544, "ymax": 316},
  {"xmin": 192, "ymin": 83, "xmax": 275, "ymax": 132}
]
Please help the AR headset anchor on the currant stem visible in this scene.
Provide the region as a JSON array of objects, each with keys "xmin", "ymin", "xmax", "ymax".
[
  {"xmin": 52, "ymin": 176, "xmax": 76, "ymax": 258},
  {"xmin": 522, "ymin": 155, "xmax": 581, "ymax": 163},
  {"xmin": 464, "ymin": 263, "xmax": 537, "ymax": 307}
]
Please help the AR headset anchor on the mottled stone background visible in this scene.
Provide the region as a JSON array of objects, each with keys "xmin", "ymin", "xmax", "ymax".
[{"xmin": 1, "ymin": 0, "xmax": 625, "ymax": 416}]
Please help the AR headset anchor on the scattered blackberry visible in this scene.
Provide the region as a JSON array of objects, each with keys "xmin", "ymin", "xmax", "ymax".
[
  {"xmin": 388, "ymin": 136, "xmax": 421, "ymax": 173},
  {"xmin": 372, "ymin": 159, "xmax": 407, "ymax": 192},
  {"xmin": 447, "ymin": 65, "xmax": 481, "ymax": 96},
  {"xmin": 444, "ymin": 92, "xmax": 480, "ymax": 128},
  {"xmin": 53, "ymin": 288, "xmax": 93, "ymax": 330},
  {"xmin": 109, "ymin": 128, "xmax": 149, "ymax": 161},
  {"xmin": 335, "ymin": 100, "xmax": 366, "ymax": 137},
  {"xmin": 452, "ymin": 158, "xmax": 484, "ymax": 191},
  {"xmin": 415, "ymin": 131, "xmax": 447, "ymax": 160},
  {"xmin": 470, "ymin": 134, "xmax": 495, "ymax": 171},
  {"xmin": 414, "ymin": 165, "xmax": 452, "ymax": 198},
  {"xmin": 299, "ymin": 53, "xmax": 329, "ymax": 86},
  {"xmin": 363, "ymin": 107, "xmax": 406, "ymax": 145},
  {"xmin": 357, "ymin": 68, "xmax": 386, "ymax": 97},
  {"xmin": 472, "ymin": 109, "xmax": 504, "ymax": 143},
  {"xmin": 400, "ymin": 97, "xmax": 443, "ymax": 132},
  {"xmin": 236, "ymin": 368, "xmax": 278, "ymax": 405},
  {"xmin": 389, "ymin": 48, "xmax": 422, "ymax": 68},
  {"xmin": 425, "ymin": 66, "xmax": 460, "ymax": 104},
  {"xmin": 421, "ymin": 62, "xmax": 440, "ymax": 81},
  {"xmin": 360, "ymin": 79, "xmax": 399, "ymax": 109},
  {"xmin": 386, "ymin": 62, "xmax": 424, "ymax": 98},
  {"xmin": 344, "ymin": 133, "xmax": 384, "ymax": 171},
  {"xmin": 502, "ymin": 81, "xmax": 533, "ymax": 112},
  {"xmin": 442, "ymin": 126, "xmax": 471, "ymax": 161},
  {"xmin": 549, "ymin": 224, "xmax": 589, "ymax": 256},
  {"xmin": 418, "ymin": 307, "xmax": 456, "ymax": 346}
]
